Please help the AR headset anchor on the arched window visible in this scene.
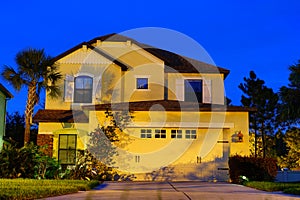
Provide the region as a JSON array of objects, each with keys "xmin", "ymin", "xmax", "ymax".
[{"xmin": 74, "ymin": 76, "xmax": 93, "ymax": 103}]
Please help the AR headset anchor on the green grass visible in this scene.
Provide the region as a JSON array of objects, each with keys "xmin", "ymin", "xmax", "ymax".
[
  {"xmin": 283, "ymin": 187, "xmax": 300, "ymax": 195},
  {"xmin": 244, "ymin": 181, "xmax": 300, "ymax": 195},
  {"xmin": 0, "ymin": 179, "xmax": 100, "ymax": 200}
]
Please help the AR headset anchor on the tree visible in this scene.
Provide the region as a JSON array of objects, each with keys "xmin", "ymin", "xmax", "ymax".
[
  {"xmin": 239, "ymin": 71, "xmax": 278, "ymax": 157},
  {"xmin": 1, "ymin": 48, "xmax": 62, "ymax": 144},
  {"xmin": 279, "ymin": 60, "xmax": 300, "ymax": 125},
  {"xmin": 87, "ymin": 110, "xmax": 132, "ymax": 166},
  {"xmin": 5, "ymin": 112, "xmax": 25, "ymax": 147},
  {"xmin": 277, "ymin": 127, "xmax": 300, "ymax": 169}
]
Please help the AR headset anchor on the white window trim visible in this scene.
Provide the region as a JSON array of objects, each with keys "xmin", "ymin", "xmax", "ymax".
[
  {"xmin": 135, "ymin": 75, "xmax": 151, "ymax": 91},
  {"xmin": 64, "ymin": 72, "xmax": 101, "ymax": 104},
  {"xmin": 176, "ymin": 77, "xmax": 212, "ymax": 103}
]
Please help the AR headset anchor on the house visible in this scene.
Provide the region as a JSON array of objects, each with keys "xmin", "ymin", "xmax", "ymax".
[
  {"xmin": 0, "ymin": 83, "xmax": 13, "ymax": 150},
  {"xmin": 33, "ymin": 33, "xmax": 253, "ymax": 181}
]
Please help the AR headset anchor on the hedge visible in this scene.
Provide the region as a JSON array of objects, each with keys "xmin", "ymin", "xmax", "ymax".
[{"xmin": 229, "ymin": 155, "xmax": 277, "ymax": 183}]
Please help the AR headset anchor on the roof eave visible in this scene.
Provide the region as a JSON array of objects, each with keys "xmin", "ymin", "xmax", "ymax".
[{"xmin": 0, "ymin": 83, "xmax": 13, "ymax": 98}]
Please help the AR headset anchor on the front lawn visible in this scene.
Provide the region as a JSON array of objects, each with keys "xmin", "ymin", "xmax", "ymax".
[
  {"xmin": 0, "ymin": 179, "xmax": 99, "ymax": 200},
  {"xmin": 244, "ymin": 181, "xmax": 300, "ymax": 195}
]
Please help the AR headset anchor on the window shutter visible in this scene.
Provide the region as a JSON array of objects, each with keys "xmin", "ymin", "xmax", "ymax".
[
  {"xmin": 203, "ymin": 79, "xmax": 212, "ymax": 104},
  {"xmin": 176, "ymin": 79, "xmax": 184, "ymax": 101},
  {"xmin": 94, "ymin": 77, "xmax": 101, "ymax": 101},
  {"xmin": 64, "ymin": 75, "xmax": 74, "ymax": 102}
]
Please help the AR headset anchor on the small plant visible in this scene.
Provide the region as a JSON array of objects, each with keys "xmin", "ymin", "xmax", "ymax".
[{"xmin": 34, "ymin": 154, "xmax": 61, "ymax": 179}]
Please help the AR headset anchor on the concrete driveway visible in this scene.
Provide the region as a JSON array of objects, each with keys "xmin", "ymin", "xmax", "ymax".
[{"xmin": 44, "ymin": 181, "xmax": 300, "ymax": 200}]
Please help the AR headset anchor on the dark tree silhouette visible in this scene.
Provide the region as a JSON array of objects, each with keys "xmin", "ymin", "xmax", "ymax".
[
  {"xmin": 279, "ymin": 60, "xmax": 300, "ymax": 125},
  {"xmin": 239, "ymin": 71, "xmax": 278, "ymax": 157}
]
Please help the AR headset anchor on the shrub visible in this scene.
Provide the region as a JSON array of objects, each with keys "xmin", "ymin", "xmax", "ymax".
[
  {"xmin": 229, "ymin": 155, "xmax": 277, "ymax": 183},
  {"xmin": 34, "ymin": 154, "xmax": 61, "ymax": 179},
  {"xmin": 64, "ymin": 150, "xmax": 135, "ymax": 181},
  {"xmin": 0, "ymin": 141, "xmax": 60, "ymax": 179}
]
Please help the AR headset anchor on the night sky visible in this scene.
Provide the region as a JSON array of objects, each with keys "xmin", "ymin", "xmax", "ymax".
[{"xmin": 1, "ymin": 0, "xmax": 300, "ymax": 114}]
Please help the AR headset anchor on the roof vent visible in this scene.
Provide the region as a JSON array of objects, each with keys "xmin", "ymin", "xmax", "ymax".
[
  {"xmin": 82, "ymin": 45, "xmax": 87, "ymax": 52},
  {"xmin": 126, "ymin": 40, "xmax": 132, "ymax": 46},
  {"xmin": 96, "ymin": 40, "xmax": 102, "ymax": 46}
]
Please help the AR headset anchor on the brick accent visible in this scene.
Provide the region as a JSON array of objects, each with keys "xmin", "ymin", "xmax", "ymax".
[{"xmin": 37, "ymin": 134, "xmax": 54, "ymax": 157}]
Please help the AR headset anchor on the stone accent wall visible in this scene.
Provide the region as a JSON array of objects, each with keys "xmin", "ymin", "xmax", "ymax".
[{"xmin": 37, "ymin": 134, "xmax": 54, "ymax": 157}]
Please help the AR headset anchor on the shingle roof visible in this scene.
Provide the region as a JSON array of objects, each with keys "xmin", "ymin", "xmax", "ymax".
[
  {"xmin": 33, "ymin": 100, "xmax": 254, "ymax": 123},
  {"xmin": 82, "ymin": 100, "xmax": 255, "ymax": 112},
  {"xmin": 0, "ymin": 83, "xmax": 13, "ymax": 98},
  {"xmin": 33, "ymin": 109, "xmax": 89, "ymax": 123},
  {"xmin": 53, "ymin": 33, "xmax": 230, "ymax": 78}
]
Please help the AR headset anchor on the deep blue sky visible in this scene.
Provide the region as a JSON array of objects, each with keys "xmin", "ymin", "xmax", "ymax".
[{"xmin": 1, "ymin": 0, "xmax": 300, "ymax": 114}]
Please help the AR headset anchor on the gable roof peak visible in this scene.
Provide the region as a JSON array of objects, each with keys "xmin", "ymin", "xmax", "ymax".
[{"xmin": 54, "ymin": 33, "xmax": 230, "ymax": 78}]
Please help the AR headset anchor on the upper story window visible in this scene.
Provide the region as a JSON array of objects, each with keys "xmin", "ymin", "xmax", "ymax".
[
  {"xmin": 136, "ymin": 78, "xmax": 148, "ymax": 89},
  {"xmin": 184, "ymin": 79, "xmax": 203, "ymax": 102},
  {"xmin": 74, "ymin": 76, "xmax": 93, "ymax": 103}
]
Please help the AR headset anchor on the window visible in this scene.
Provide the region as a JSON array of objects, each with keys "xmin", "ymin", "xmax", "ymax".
[
  {"xmin": 58, "ymin": 134, "xmax": 77, "ymax": 165},
  {"xmin": 140, "ymin": 129, "xmax": 152, "ymax": 138},
  {"xmin": 136, "ymin": 78, "xmax": 148, "ymax": 89},
  {"xmin": 185, "ymin": 130, "xmax": 197, "ymax": 139},
  {"xmin": 184, "ymin": 79, "xmax": 202, "ymax": 102},
  {"xmin": 171, "ymin": 130, "xmax": 182, "ymax": 139},
  {"xmin": 155, "ymin": 129, "xmax": 166, "ymax": 138},
  {"xmin": 74, "ymin": 76, "xmax": 93, "ymax": 103}
]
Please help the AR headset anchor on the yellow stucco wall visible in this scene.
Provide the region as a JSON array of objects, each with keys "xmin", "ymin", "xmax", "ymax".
[
  {"xmin": 167, "ymin": 73, "xmax": 225, "ymax": 104},
  {"xmin": 46, "ymin": 42, "xmax": 166, "ymax": 107},
  {"xmin": 87, "ymin": 110, "xmax": 249, "ymax": 160},
  {"xmin": 38, "ymin": 110, "xmax": 249, "ymax": 158}
]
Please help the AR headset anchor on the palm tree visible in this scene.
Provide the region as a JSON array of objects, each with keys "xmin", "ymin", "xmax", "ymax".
[{"xmin": 1, "ymin": 48, "xmax": 62, "ymax": 144}]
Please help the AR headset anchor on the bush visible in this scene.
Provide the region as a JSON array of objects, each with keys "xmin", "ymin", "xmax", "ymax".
[
  {"xmin": 64, "ymin": 150, "xmax": 135, "ymax": 181},
  {"xmin": 0, "ymin": 141, "xmax": 60, "ymax": 179},
  {"xmin": 229, "ymin": 155, "xmax": 277, "ymax": 183}
]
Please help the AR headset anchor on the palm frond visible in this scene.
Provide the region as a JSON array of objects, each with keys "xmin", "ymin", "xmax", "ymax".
[
  {"xmin": 36, "ymin": 81, "xmax": 47, "ymax": 97},
  {"xmin": 1, "ymin": 65, "xmax": 26, "ymax": 91},
  {"xmin": 46, "ymin": 71, "xmax": 63, "ymax": 84},
  {"xmin": 46, "ymin": 85, "xmax": 61, "ymax": 99}
]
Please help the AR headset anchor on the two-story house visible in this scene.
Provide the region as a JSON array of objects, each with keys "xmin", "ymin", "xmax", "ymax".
[{"xmin": 33, "ymin": 33, "xmax": 252, "ymax": 181}]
